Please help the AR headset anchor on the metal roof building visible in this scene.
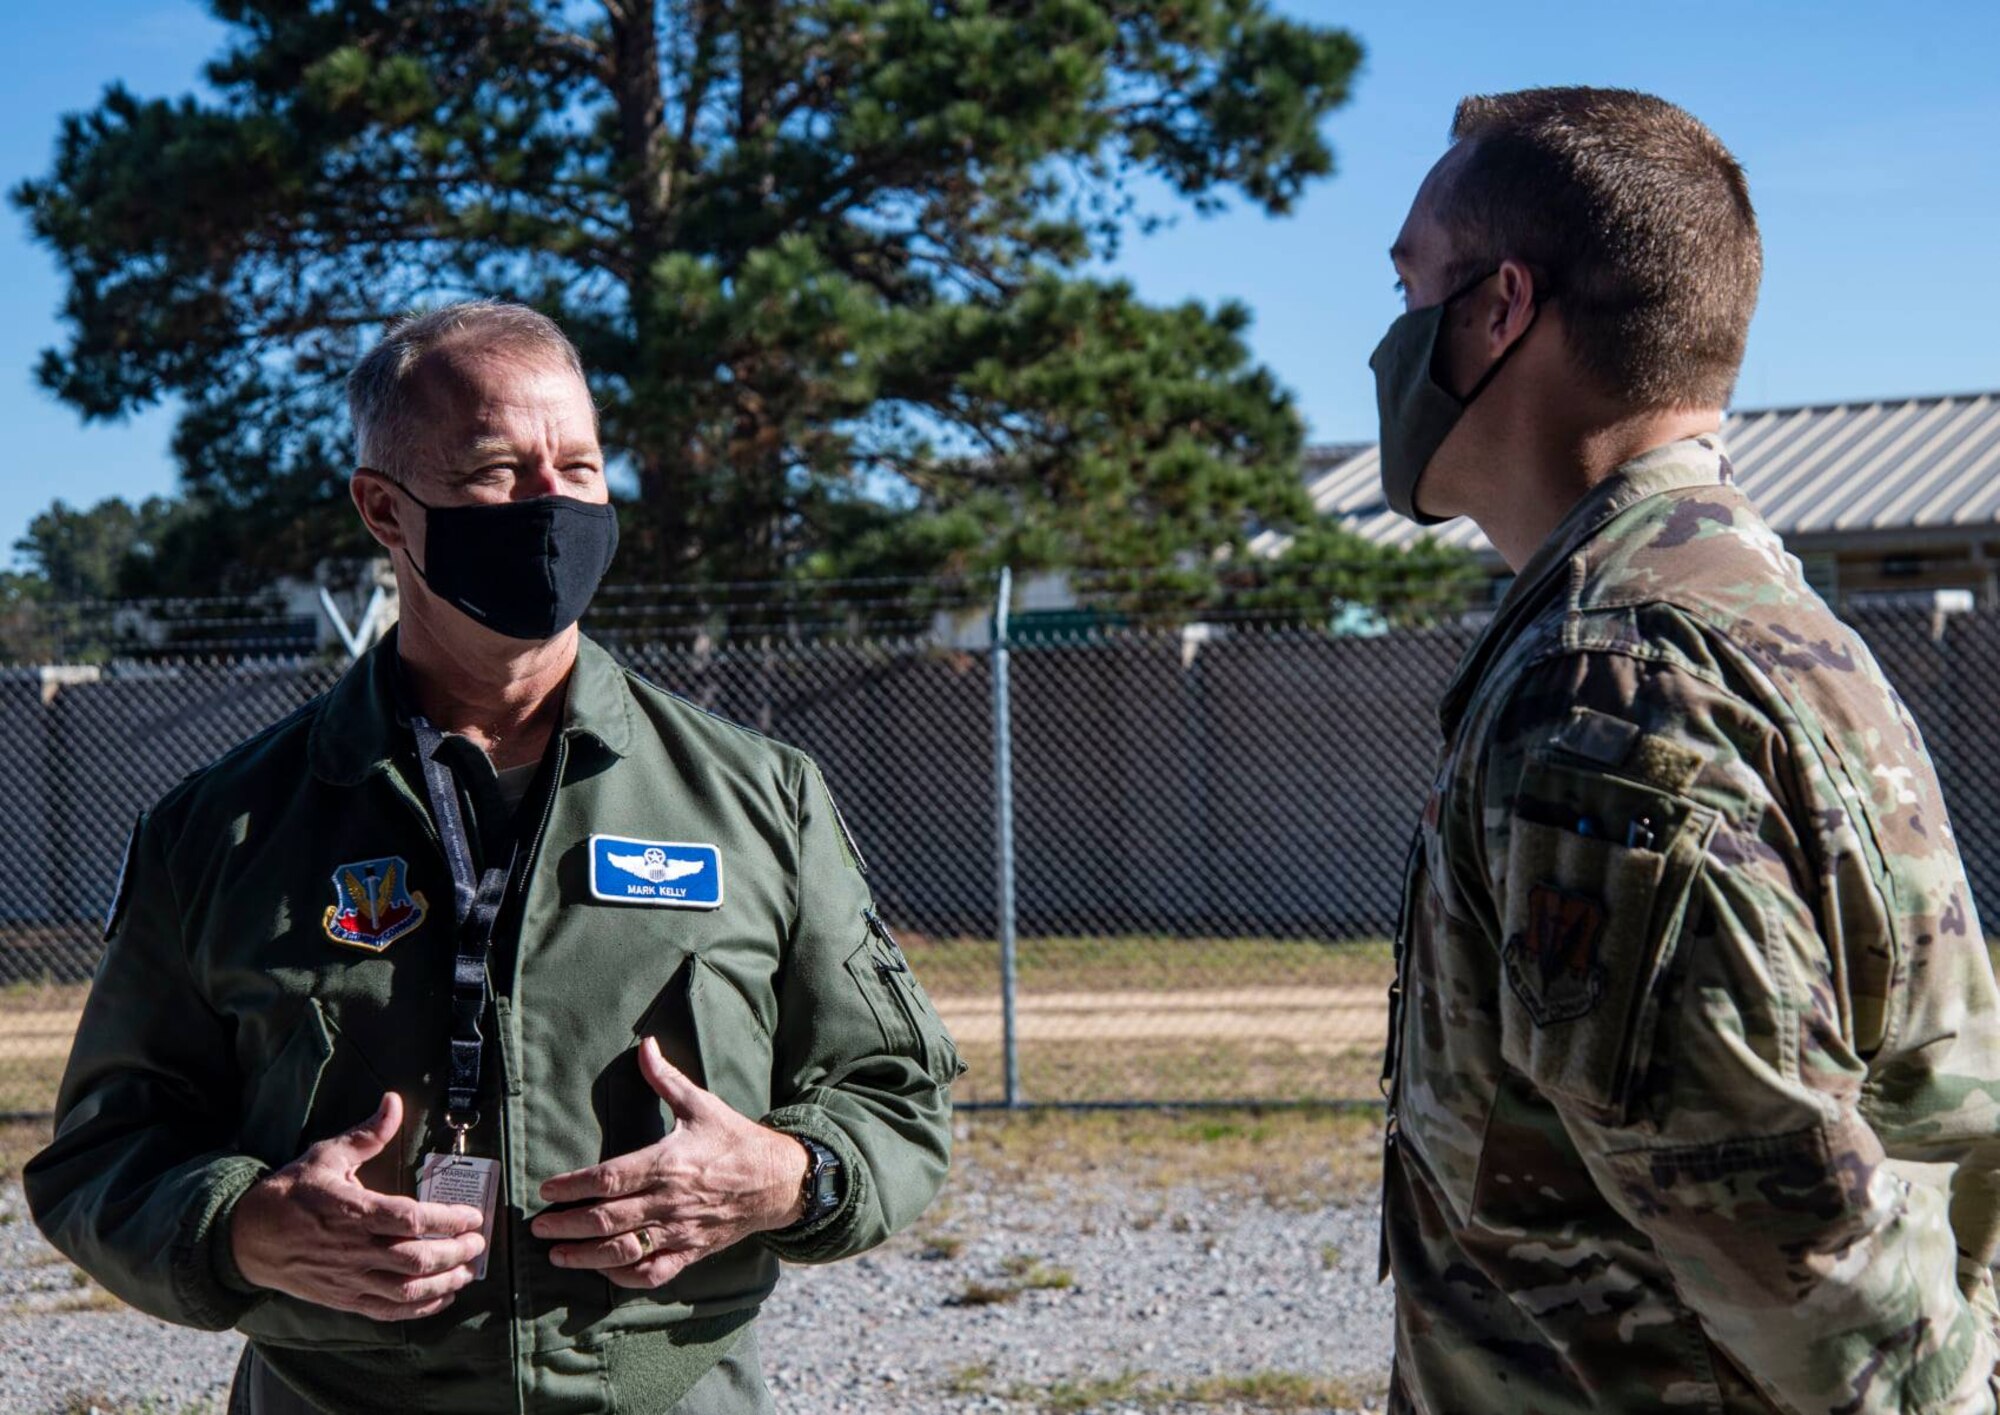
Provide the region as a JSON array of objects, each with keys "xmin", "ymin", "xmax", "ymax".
[{"xmin": 1281, "ymin": 390, "xmax": 2000, "ymax": 606}]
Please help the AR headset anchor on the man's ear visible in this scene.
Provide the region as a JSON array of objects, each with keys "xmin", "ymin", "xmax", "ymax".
[
  {"xmin": 351, "ymin": 470, "xmax": 412, "ymax": 556},
  {"xmin": 1489, "ymin": 259, "xmax": 1540, "ymax": 352}
]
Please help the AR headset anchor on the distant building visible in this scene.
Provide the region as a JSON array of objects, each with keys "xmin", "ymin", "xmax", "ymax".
[{"xmin": 1282, "ymin": 390, "xmax": 2000, "ymax": 610}]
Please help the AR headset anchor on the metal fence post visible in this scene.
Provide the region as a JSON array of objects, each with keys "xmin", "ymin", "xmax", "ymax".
[{"xmin": 991, "ymin": 566, "xmax": 1022, "ymax": 1107}]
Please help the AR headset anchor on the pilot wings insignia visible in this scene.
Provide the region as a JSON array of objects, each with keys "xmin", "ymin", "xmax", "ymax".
[
  {"xmin": 323, "ymin": 855, "xmax": 428, "ymax": 952},
  {"xmin": 605, "ymin": 847, "xmax": 707, "ymax": 884},
  {"xmin": 588, "ymin": 835, "xmax": 724, "ymax": 909}
]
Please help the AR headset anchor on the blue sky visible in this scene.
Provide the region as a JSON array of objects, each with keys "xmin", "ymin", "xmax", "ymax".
[{"xmin": 6, "ymin": 0, "xmax": 1999, "ymax": 564}]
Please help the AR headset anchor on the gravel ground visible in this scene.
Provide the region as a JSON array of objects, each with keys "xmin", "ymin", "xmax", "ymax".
[{"xmin": 0, "ymin": 1170, "xmax": 1393, "ymax": 1415}]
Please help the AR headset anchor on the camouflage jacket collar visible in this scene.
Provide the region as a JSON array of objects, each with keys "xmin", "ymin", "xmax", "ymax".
[
  {"xmin": 1437, "ymin": 433, "xmax": 1733, "ymax": 737},
  {"xmin": 308, "ymin": 626, "xmax": 636, "ymax": 785}
]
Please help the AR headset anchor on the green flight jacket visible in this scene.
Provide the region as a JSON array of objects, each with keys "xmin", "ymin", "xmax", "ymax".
[{"xmin": 27, "ymin": 631, "xmax": 963, "ymax": 1414}]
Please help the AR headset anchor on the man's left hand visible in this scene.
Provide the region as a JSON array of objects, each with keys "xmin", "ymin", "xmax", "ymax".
[{"xmin": 532, "ymin": 1037, "xmax": 809, "ymax": 1289}]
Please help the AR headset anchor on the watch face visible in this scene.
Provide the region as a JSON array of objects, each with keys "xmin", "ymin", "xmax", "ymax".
[{"xmin": 805, "ymin": 1140, "xmax": 841, "ymax": 1216}]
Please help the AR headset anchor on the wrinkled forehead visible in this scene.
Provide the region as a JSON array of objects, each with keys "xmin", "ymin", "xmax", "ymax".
[
  {"xmin": 404, "ymin": 341, "xmax": 586, "ymax": 420},
  {"xmin": 400, "ymin": 343, "xmax": 597, "ymax": 459}
]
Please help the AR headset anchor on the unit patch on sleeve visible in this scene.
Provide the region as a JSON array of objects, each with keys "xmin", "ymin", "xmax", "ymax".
[
  {"xmin": 589, "ymin": 836, "xmax": 724, "ymax": 909},
  {"xmin": 323, "ymin": 856, "xmax": 429, "ymax": 952},
  {"xmin": 1501, "ymin": 882, "xmax": 1607, "ymax": 1026}
]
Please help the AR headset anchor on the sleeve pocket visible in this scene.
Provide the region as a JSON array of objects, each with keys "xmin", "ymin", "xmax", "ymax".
[
  {"xmin": 1499, "ymin": 752, "xmax": 1718, "ymax": 1125},
  {"xmin": 844, "ymin": 911, "xmax": 965, "ymax": 1086}
]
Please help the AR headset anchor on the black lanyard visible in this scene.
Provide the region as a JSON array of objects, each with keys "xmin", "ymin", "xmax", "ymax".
[{"xmin": 409, "ymin": 714, "xmax": 517, "ymax": 1152}]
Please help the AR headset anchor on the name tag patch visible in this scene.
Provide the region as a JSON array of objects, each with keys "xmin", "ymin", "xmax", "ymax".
[{"xmin": 588, "ymin": 836, "xmax": 724, "ymax": 910}]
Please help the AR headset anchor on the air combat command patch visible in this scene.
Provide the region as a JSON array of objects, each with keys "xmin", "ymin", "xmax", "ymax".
[
  {"xmin": 322, "ymin": 856, "xmax": 429, "ymax": 952},
  {"xmin": 1502, "ymin": 882, "xmax": 1607, "ymax": 1025}
]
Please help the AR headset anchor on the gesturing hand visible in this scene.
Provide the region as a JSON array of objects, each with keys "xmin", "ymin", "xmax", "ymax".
[
  {"xmin": 532, "ymin": 1037, "xmax": 809, "ymax": 1290},
  {"xmin": 229, "ymin": 1093, "xmax": 488, "ymax": 1321}
]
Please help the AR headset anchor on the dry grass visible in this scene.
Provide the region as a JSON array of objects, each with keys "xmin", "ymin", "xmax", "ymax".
[
  {"xmin": 952, "ymin": 1105, "xmax": 1385, "ymax": 1209},
  {"xmin": 912, "ymin": 933, "xmax": 1393, "ymax": 1108},
  {"xmin": 902, "ymin": 935, "xmax": 1393, "ymax": 998},
  {"xmin": 1, "ymin": 1270, "xmax": 129, "ymax": 1319},
  {"xmin": 54, "ymin": 1391, "xmax": 219, "ymax": 1415},
  {"xmin": 981, "ymin": 1367, "xmax": 1387, "ymax": 1411},
  {"xmin": 951, "ymin": 1038, "xmax": 1384, "ymax": 1108},
  {"xmin": 1007, "ymin": 1370, "xmax": 1149, "ymax": 1410},
  {"xmin": 42, "ymin": 1283, "xmax": 126, "ymax": 1315},
  {"xmin": 0, "ymin": 1118, "xmax": 53, "ymax": 1182},
  {"xmin": 948, "ymin": 1253, "xmax": 1076, "ymax": 1307},
  {"xmin": 1181, "ymin": 1370, "xmax": 1388, "ymax": 1409},
  {"xmin": 0, "ymin": 1055, "xmax": 70, "ymax": 1117},
  {"xmin": 918, "ymin": 1233, "xmax": 966, "ymax": 1261},
  {"xmin": 944, "ymin": 1362, "xmax": 998, "ymax": 1396},
  {"xmin": 948, "ymin": 1280, "xmax": 1024, "ymax": 1308}
]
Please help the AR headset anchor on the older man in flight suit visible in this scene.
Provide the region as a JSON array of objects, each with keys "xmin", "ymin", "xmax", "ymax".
[
  {"xmin": 1374, "ymin": 89, "xmax": 2000, "ymax": 1411},
  {"xmin": 28, "ymin": 300, "xmax": 962, "ymax": 1413}
]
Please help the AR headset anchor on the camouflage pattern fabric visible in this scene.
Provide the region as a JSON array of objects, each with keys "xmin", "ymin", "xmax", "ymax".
[{"xmin": 1381, "ymin": 435, "xmax": 2000, "ymax": 1414}]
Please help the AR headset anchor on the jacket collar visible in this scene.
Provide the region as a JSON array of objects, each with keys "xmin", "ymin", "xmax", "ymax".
[
  {"xmin": 1436, "ymin": 433, "xmax": 1733, "ymax": 737},
  {"xmin": 309, "ymin": 627, "xmax": 635, "ymax": 786}
]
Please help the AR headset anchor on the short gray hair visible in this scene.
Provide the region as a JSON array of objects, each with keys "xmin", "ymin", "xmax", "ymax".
[{"xmin": 346, "ymin": 299, "xmax": 590, "ymax": 477}]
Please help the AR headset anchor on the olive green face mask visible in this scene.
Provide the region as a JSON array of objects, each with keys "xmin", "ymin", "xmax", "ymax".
[{"xmin": 1367, "ymin": 268, "xmax": 1537, "ymax": 525}]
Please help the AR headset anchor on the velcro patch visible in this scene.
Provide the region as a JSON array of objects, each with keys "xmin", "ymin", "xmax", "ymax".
[
  {"xmin": 1553, "ymin": 708, "xmax": 1641, "ymax": 767},
  {"xmin": 1553, "ymin": 708, "xmax": 1707, "ymax": 793},
  {"xmin": 1627, "ymin": 734, "xmax": 1707, "ymax": 794},
  {"xmin": 1502, "ymin": 883, "xmax": 1608, "ymax": 1026},
  {"xmin": 588, "ymin": 836, "xmax": 724, "ymax": 910}
]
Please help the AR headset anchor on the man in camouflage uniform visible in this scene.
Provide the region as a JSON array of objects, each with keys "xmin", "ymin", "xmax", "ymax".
[{"xmin": 1372, "ymin": 88, "xmax": 2000, "ymax": 1412}]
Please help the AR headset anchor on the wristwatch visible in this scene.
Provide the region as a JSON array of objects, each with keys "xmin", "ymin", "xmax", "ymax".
[{"xmin": 785, "ymin": 1135, "xmax": 843, "ymax": 1232}]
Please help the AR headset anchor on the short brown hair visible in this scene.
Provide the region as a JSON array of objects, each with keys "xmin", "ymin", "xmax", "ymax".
[{"xmin": 1441, "ymin": 87, "xmax": 1761, "ymax": 409}]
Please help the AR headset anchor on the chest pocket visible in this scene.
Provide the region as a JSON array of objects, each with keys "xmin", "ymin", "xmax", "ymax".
[
  {"xmin": 603, "ymin": 953, "xmax": 776, "ymax": 1156},
  {"xmin": 1498, "ymin": 751, "xmax": 1718, "ymax": 1126},
  {"xmin": 239, "ymin": 998, "xmax": 335, "ymax": 1168}
]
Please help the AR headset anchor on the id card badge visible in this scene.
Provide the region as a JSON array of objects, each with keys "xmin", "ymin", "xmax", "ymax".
[{"xmin": 418, "ymin": 1153, "xmax": 500, "ymax": 1279}]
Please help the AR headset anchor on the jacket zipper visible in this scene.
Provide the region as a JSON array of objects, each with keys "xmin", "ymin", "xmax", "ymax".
[
  {"xmin": 500, "ymin": 732, "xmax": 566, "ymax": 1409},
  {"xmin": 863, "ymin": 907, "xmax": 932, "ymax": 1070},
  {"xmin": 864, "ymin": 906, "xmax": 909, "ymax": 970},
  {"xmin": 512, "ymin": 735, "xmax": 569, "ymax": 915}
]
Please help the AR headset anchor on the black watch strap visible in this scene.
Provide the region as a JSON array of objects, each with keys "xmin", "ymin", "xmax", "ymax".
[{"xmin": 787, "ymin": 1135, "xmax": 843, "ymax": 1231}]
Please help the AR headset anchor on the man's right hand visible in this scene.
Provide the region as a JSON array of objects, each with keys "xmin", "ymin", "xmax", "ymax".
[{"xmin": 229, "ymin": 1092, "xmax": 488, "ymax": 1321}]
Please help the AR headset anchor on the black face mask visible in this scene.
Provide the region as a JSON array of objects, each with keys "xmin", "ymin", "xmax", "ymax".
[{"xmin": 392, "ymin": 484, "xmax": 619, "ymax": 641}]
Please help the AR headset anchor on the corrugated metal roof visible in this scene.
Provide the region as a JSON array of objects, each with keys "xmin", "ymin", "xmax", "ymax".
[{"xmin": 1274, "ymin": 391, "xmax": 2000, "ymax": 559}]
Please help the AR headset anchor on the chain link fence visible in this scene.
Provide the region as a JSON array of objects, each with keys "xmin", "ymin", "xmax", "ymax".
[{"xmin": 3, "ymin": 588, "xmax": 1997, "ymax": 1114}]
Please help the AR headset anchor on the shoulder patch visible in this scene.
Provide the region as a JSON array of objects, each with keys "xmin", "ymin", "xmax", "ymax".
[{"xmin": 1502, "ymin": 883, "xmax": 1608, "ymax": 1026}]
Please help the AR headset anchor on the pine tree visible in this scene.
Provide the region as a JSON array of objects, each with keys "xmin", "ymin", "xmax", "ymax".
[{"xmin": 18, "ymin": 1, "xmax": 1364, "ymax": 593}]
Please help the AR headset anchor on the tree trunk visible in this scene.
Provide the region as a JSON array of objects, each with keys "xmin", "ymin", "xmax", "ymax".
[{"xmin": 605, "ymin": 1, "xmax": 675, "ymax": 579}]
